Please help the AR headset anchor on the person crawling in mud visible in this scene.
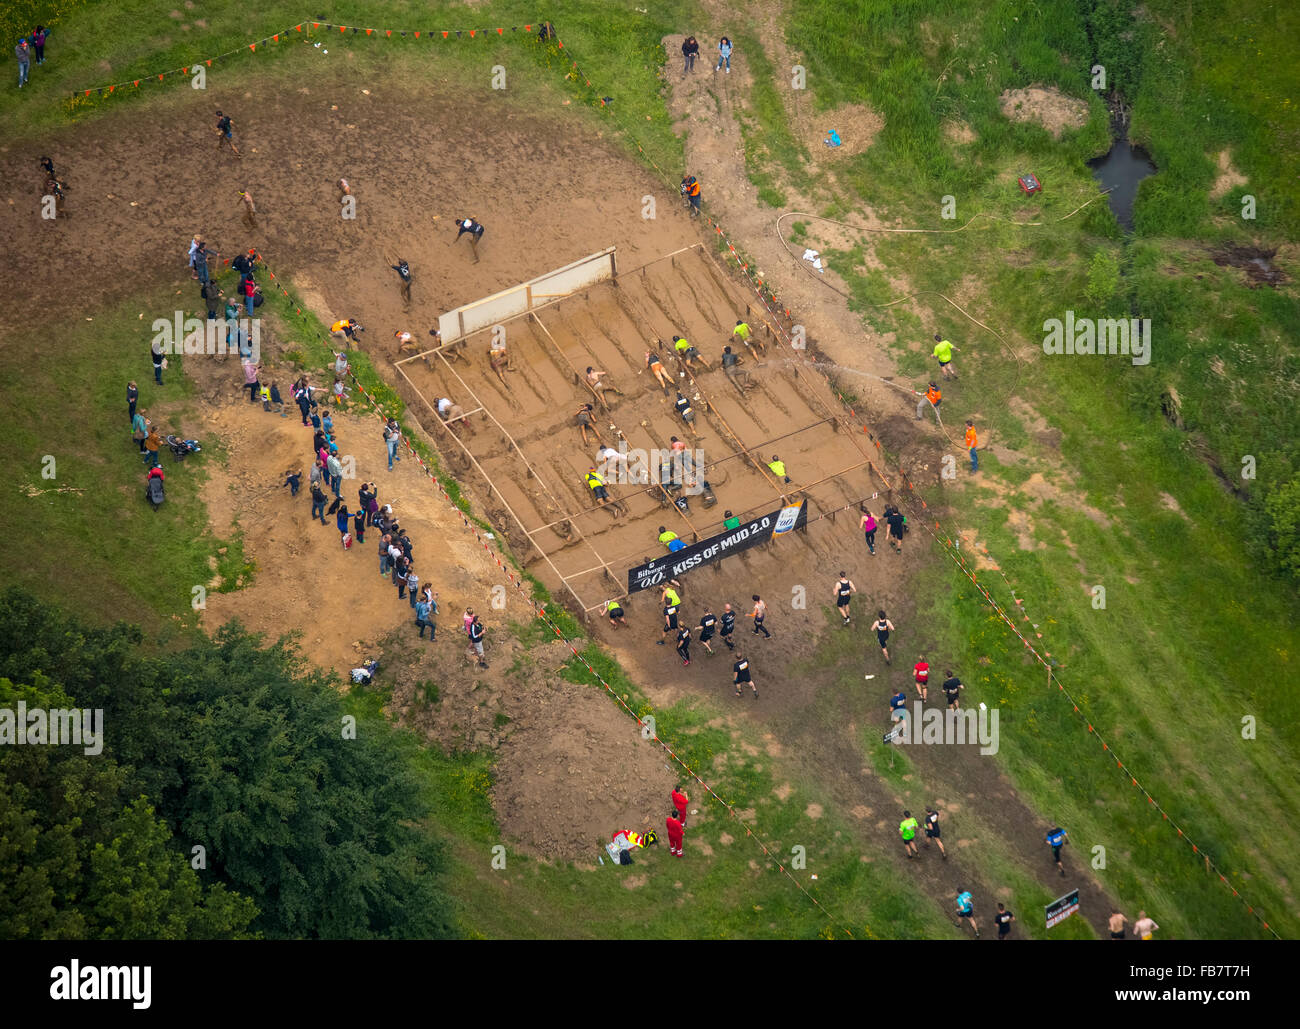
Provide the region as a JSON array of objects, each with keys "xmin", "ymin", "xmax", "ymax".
[
  {"xmin": 646, "ymin": 349, "xmax": 675, "ymax": 392},
  {"xmin": 489, "ymin": 339, "xmax": 516, "ymax": 387}
]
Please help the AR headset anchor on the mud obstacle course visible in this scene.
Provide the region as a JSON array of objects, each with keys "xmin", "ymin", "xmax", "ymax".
[{"xmin": 396, "ymin": 244, "xmax": 889, "ymax": 616}]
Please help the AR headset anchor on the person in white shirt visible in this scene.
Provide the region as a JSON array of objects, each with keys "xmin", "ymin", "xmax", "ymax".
[{"xmin": 1133, "ymin": 911, "xmax": 1159, "ymax": 940}]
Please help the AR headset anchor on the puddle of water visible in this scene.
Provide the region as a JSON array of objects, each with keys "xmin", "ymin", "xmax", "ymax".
[{"xmin": 1088, "ymin": 139, "xmax": 1157, "ymax": 231}]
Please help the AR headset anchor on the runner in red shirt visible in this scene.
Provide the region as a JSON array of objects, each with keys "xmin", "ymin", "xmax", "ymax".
[
  {"xmin": 665, "ymin": 811, "xmax": 685, "ymax": 857},
  {"xmin": 913, "ymin": 655, "xmax": 930, "ymax": 702},
  {"xmin": 671, "ymin": 786, "xmax": 690, "ymax": 827}
]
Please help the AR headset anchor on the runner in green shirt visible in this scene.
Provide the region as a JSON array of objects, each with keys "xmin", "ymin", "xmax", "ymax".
[
  {"xmin": 734, "ymin": 319, "xmax": 765, "ymax": 356},
  {"xmin": 899, "ymin": 810, "xmax": 920, "ymax": 858},
  {"xmin": 932, "ymin": 334, "xmax": 958, "ymax": 379},
  {"xmin": 723, "ymin": 509, "xmax": 741, "ymax": 530}
]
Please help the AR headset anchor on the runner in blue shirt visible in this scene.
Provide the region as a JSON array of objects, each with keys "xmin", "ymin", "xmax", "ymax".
[
  {"xmin": 956, "ymin": 890, "xmax": 979, "ymax": 937},
  {"xmin": 1046, "ymin": 825, "xmax": 1068, "ymax": 878}
]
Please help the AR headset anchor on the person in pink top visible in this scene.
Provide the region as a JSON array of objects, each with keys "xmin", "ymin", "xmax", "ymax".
[
  {"xmin": 463, "ymin": 608, "xmax": 475, "ymax": 637},
  {"xmin": 241, "ymin": 359, "xmax": 261, "ymax": 403},
  {"xmin": 860, "ymin": 507, "xmax": 878, "ymax": 555}
]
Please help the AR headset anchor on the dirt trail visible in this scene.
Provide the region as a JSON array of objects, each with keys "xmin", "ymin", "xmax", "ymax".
[{"xmin": 657, "ymin": 1, "xmax": 1122, "ymax": 933}]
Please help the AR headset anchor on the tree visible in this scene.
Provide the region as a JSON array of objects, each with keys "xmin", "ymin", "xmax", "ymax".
[
  {"xmin": 0, "ymin": 590, "xmax": 458, "ymax": 939},
  {"xmin": 0, "ymin": 676, "xmax": 256, "ymax": 939}
]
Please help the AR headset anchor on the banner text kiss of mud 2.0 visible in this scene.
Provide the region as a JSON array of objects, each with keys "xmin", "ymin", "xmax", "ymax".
[{"xmin": 627, "ymin": 501, "xmax": 807, "ymax": 593}]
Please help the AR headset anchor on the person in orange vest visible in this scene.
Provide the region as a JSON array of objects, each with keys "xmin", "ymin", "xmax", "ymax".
[
  {"xmin": 916, "ymin": 380, "xmax": 941, "ymax": 423},
  {"xmin": 681, "ymin": 175, "xmax": 701, "ymax": 217},
  {"xmin": 665, "ymin": 809, "xmax": 685, "ymax": 857},
  {"xmin": 672, "ymin": 785, "xmax": 690, "ymax": 826},
  {"xmin": 330, "ymin": 318, "xmax": 364, "ymax": 348},
  {"xmin": 965, "ymin": 419, "xmax": 979, "ymax": 472}
]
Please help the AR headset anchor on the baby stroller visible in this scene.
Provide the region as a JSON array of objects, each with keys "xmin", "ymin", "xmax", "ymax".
[
  {"xmin": 145, "ymin": 470, "xmax": 166, "ymax": 511},
  {"xmin": 166, "ymin": 434, "xmax": 202, "ymax": 462}
]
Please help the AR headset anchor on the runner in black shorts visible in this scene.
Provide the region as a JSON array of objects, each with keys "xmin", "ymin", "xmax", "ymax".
[
  {"xmin": 733, "ymin": 653, "xmax": 757, "ymax": 698},
  {"xmin": 663, "ymin": 601, "xmax": 679, "ymax": 644},
  {"xmin": 698, "ymin": 608, "xmax": 717, "ymax": 655},
  {"xmin": 833, "ymin": 572, "xmax": 856, "ymax": 627},
  {"xmin": 676, "ymin": 624, "xmax": 692, "ymax": 666},
  {"xmin": 923, "ymin": 806, "xmax": 947, "ymax": 859},
  {"xmin": 870, "ymin": 610, "xmax": 895, "ymax": 664},
  {"xmin": 721, "ymin": 603, "xmax": 737, "ymax": 650},
  {"xmin": 942, "ymin": 670, "xmax": 964, "ymax": 709},
  {"xmin": 995, "ymin": 904, "xmax": 1015, "ymax": 940}
]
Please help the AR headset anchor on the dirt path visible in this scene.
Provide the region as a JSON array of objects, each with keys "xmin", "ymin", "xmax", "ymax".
[{"xmin": 653, "ymin": 1, "xmax": 1122, "ymax": 934}]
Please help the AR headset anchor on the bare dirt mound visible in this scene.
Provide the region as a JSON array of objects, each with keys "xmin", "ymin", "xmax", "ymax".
[
  {"xmin": 800, "ymin": 102, "xmax": 883, "ymax": 162},
  {"xmin": 999, "ymin": 86, "xmax": 1089, "ymax": 138},
  {"xmin": 1209, "ymin": 148, "xmax": 1247, "ymax": 199}
]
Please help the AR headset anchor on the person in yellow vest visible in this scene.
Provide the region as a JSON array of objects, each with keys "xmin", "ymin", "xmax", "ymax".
[
  {"xmin": 933, "ymin": 333, "xmax": 958, "ymax": 379},
  {"xmin": 586, "ymin": 468, "xmax": 621, "ymax": 515},
  {"xmin": 658, "ymin": 525, "xmax": 679, "ymax": 549},
  {"xmin": 767, "ymin": 454, "xmax": 792, "ymax": 484},
  {"xmin": 672, "ymin": 334, "xmax": 712, "ymax": 371},
  {"xmin": 916, "ymin": 380, "xmax": 941, "ymax": 423},
  {"xmin": 330, "ymin": 318, "xmax": 364, "ymax": 348},
  {"xmin": 964, "ymin": 419, "xmax": 978, "ymax": 472},
  {"xmin": 734, "ymin": 319, "xmax": 765, "ymax": 356},
  {"xmin": 659, "ymin": 581, "xmax": 682, "ymax": 646}
]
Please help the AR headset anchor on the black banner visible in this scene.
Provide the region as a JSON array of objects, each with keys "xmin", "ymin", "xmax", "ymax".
[
  {"xmin": 1045, "ymin": 888, "xmax": 1080, "ymax": 928},
  {"xmin": 627, "ymin": 501, "xmax": 806, "ymax": 593}
]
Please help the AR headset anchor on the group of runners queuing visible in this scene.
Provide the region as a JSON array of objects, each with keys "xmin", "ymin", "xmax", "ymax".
[{"xmin": 277, "ymin": 375, "xmax": 491, "ymax": 668}]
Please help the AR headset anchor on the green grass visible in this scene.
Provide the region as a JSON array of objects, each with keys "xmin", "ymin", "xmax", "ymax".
[
  {"xmin": 760, "ymin": 0, "xmax": 1300, "ymax": 940},
  {"xmin": 1, "ymin": 288, "xmax": 248, "ymax": 628}
]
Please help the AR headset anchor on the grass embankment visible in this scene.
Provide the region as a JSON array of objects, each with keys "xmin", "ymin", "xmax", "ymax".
[{"xmin": 715, "ymin": 0, "xmax": 1300, "ymax": 937}]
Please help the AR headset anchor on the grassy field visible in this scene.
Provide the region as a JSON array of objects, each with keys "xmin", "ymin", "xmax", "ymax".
[
  {"xmin": 727, "ymin": 0, "xmax": 1300, "ymax": 938},
  {"xmin": 0, "ymin": 288, "xmax": 252, "ymax": 627},
  {"xmin": 5, "ymin": 0, "xmax": 1297, "ymax": 938},
  {"xmin": 2, "ymin": 0, "xmax": 689, "ymax": 173}
]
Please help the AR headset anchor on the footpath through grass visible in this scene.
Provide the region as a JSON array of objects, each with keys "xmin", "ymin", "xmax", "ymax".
[{"xmin": 747, "ymin": 0, "xmax": 1300, "ymax": 939}]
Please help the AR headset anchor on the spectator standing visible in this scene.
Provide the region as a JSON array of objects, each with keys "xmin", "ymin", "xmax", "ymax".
[
  {"xmin": 715, "ymin": 36, "xmax": 732, "ymax": 73},
  {"xmin": 681, "ymin": 35, "xmax": 699, "ymax": 75},
  {"xmin": 15, "ymin": 38, "xmax": 30, "ymax": 88}
]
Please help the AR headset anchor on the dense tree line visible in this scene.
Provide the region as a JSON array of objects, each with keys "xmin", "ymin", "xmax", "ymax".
[{"xmin": 0, "ymin": 590, "xmax": 456, "ymax": 940}]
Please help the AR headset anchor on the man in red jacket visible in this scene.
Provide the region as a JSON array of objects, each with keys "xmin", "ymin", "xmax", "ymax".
[
  {"xmin": 665, "ymin": 811, "xmax": 685, "ymax": 857},
  {"xmin": 672, "ymin": 786, "xmax": 690, "ymax": 827}
]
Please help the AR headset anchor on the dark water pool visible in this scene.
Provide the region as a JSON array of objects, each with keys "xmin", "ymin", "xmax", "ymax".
[{"xmin": 1088, "ymin": 139, "xmax": 1157, "ymax": 231}]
